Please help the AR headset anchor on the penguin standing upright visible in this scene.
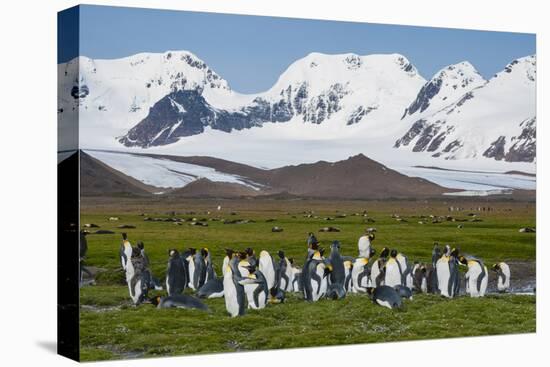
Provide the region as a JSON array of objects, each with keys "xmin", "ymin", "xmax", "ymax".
[
  {"xmin": 128, "ymin": 247, "xmax": 151, "ymax": 305},
  {"xmin": 357, "ymin": 231, "xmax": 376, "ymax": 259},
  {"xmin": 436, "ymin": 246, "xmax": 460, "ymax": 298},
  {"xmin": 185, "ymin": 248, "xmax": 197, "ymax": 289},
  {"xmin": 204, "ymin": 248, "xmax": 216, "ymax": 283},
  {"xmin": 223, "ymin": 255, "xmax": 258, "ymax": 317},
  {"xmin": 240, "ymin": 263, "xmax": 269, "ymax": 310},
  {"xmin": 459, "ymin": 256, "xmax": 488, "ymax": 297},
  {"xmin": 302, "ymin": 249, "xmax": 329, "ymax": 302},
  {"xmin": 351, "ymin": 257, "xmax": 371, "ymax": 293},
  {"xmin": 427, "ymin": 243, "xmax": 442, "ymax": 294},
  {"xmin": 326, "ymin": 241, "xmax": 346, "ymax": 299},
  {"xmin": 384, "ymin": 250, "xmax": 403, "ymax": 288},
  {"xmin": 290, "ymin": 260, "xmax": 303, "ymax": 293},
  {"xmin": 258, "ymin": 250, "xmax": 277, "ymax": 291},
  {"xmin": 492, "ymin": 262, "xmax": 511, "ymax": 293},
  {"xmin": 222, "ymin": 248, "xmax": 234, "ymax": 276},
  {"xmin": 412, "ymin": 262, "xmax": 428, "ymax": 293},
  {"xmin": 344, "ymin": 260, "xmax": 354, "ymax": 293},
  {"xmin": 166, "ymin": 249, "xmax": 187, "ymax": 296},
  {"xmin": 370, "ymin": 247, "xmax": 389, "ymax": 287},
  {"xmin": 277, "ymin": 251, "xmax": 294, "ymax": 292},
  {"xmin": 396, "ymin": 252, "xmax": 413, "ymax": 289},
  {"xmin": 119, "ymin": 233, "xmax": 133, "ymax": 282}
]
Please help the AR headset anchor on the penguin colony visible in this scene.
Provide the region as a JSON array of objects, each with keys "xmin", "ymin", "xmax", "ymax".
[{"xmin": 115, "ymin": 228, "xmax": 511, "ymax": 316}]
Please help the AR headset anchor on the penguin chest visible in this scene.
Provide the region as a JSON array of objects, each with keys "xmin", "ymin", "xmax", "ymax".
[
  {"xmin": 436, "ymin": 259, "xmax": 451, "ymax": 296},
  {"xmin": 384, "ymin": 260, "xmax": 402, "ymax": 287},
  {"xmin": 312, "ymin": 265, "xmax": 327, "ymax": 301},
  {"xmin": 223, "ymin": 274, "xmax": 241, "ymax": 317}
]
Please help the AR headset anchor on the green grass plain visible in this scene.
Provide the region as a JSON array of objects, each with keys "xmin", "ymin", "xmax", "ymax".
[{"xmin": 79, "ymin": 198, "xmax": 536, "ymax": 361}]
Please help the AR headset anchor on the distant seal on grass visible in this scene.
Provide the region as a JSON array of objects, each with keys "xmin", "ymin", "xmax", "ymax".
[
  {"xmin": 151, "ymin": 294, "xmax": 209, "ymax": 312},
  {"xmin": 492, "ymin": 262, "xmax": 511, "ymax": 293},
  {"xmin": 368, "ymin": 285, "xmax": 403, "ymax": 310}
]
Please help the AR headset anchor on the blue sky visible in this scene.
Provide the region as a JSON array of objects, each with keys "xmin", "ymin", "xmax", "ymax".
[{"xmin": 59, "ymin": 5, "xmax": 536, "ymax": 94}]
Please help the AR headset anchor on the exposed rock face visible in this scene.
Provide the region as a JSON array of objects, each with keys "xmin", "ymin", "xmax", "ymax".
[
  {"xmin": 506, "ymin": 117, "xmax": 536, "ymax": 162},
  {"xmin": 483, "ymin": 136, "xmax": 507, "ymax": 160}
]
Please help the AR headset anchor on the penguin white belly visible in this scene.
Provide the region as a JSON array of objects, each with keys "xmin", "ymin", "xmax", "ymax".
[
  {"xmin": 208, "ymin": 290, "xmax": 224, "ymax": 299},
  {"xmin": 421, "ymin": 277, "xmax": 428, "ymax": 293},
  {"xmin": 125, "ymin": 260, "xmax": 135, "ymax": 284},
  {"xmin": 188, "ymin": 259, "xmax": 196, "ymax": 289},
  {"xmin": 499, "ymin": 263, "xmax": 511, "ymax": 291},
  {"xmin": 222, "ymin": 257, "xmax": 229, "ymax": 276},
  {"xmin": 376, "ymin": 299, "xmax": 393, "ymax": 310},
  {"xmin": 480, "ymin": 266, "xmax": 488, "ymax": 297},
  {"xmin": 357, "ymin": 236, "xmax": 371, "ymax": 258},
  {"xmin": 223, "ymin": 273, "xmax": 240, "ymax": 317},
  {"xmin": 370, "ymin": 262, "xmax": 382, "ymax": 287},
  {"xmin": 285, "ymin": 268, "xmax": 294, "ymax": 292},
  {"xmin": 292, "ymin": 268, "xmax": 302, "ymax": 293},
  {"xmin": 351, "ymin": 264, "xmax": 368, "ymax": 293},
  {"xmin": 130, "ymin": 279, "xmax": 142, "ymax": 305},
  {"xmin": 436, "ymin": 258, "xmax": 451, "ymax": 297},
  {"xmin": 259, "ymin": 252, "xmax": 276, "ymax": 290},
  {"xmin": 244, "ymin": 283, "xmax": 260, "ymax": 309},
  {"xmin": 165, "ymin": 275, "xmax": 171, "ymax": 295},
  {"xmin": 466, "ymin": 264, "xmax": 482, "ymax": 297},
  {"xmin": 384, "ymin": 260, "xmax": 402, "ymax": 288},
  {"xmin": 312, "ymin": 264, "xmax": 327, "ymax": 301}
]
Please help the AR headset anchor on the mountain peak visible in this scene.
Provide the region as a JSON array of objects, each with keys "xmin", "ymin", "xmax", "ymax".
[{"xmin": 402, "ymin": 60, "xmax": 486, "ymax": 118}]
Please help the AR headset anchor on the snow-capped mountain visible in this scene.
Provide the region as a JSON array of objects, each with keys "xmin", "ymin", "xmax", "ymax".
[
  {"xmin": 58, "ymin": 50, "xmax": 536, "ymax": 169},
  {"xmin": 116, "ymin": 52, "xmax": 425, "ymax": 147},
  {"xmin": 395, "ymin": 56, "xmax": 536, "ymax": 162}
]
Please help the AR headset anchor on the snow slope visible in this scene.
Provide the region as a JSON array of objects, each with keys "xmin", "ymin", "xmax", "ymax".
[{"xmin": 85, "ymin": 150, "xmax": 263, "ymax": 190}]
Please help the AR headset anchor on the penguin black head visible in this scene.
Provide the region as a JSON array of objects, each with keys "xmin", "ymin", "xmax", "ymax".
[
  {"xmin": 390, "ymin": 249, "xmax": 398, "ymax": 258},
  {"xmin": 122, "ymin": 233, "xmax": 128, "ymax": 240},
  {"xmin": 369, "ymin": 248, "xmax": 376, "ymax": 257},
  {"xmin": 131, "ymin": 247, "xmax": 142, "ymax": 258},
  {"xmin": 319, "ymin": 247, "xmax": 325, "ymax": 257},
  {"xmin": 492, "ymin": 263, "xmax": 501, "ymax": 272},
  {"xmin": 458, "ymin": 256, "xmax": 468, "ymax": 265},
  {"xmin": 450, "ymin": 247, "xmax": 460, "ymax": 257},
  {"xmin": 200, "ymin": 248, "xmax": 209, "ymax": 257},
  {"xmin": 379, "ymin": 247, "xmax": 389, "ymax": 259},
  {"xmin": 278, "ymin": 250, "xmax": 285, "ymax": 259},
  {"xmin": 168, "ymin": 248, "xmax": 179, "ymax": 257},
  {"xmin": 188, "ymin": 248, "xmax": 197, "ymax": 255},
  {"xmin": 136, "ymin": 241, "xmax": 144, "ymax": 250},
  {"xmin": 421, "ymin": 265, "xmax": 427, "ymax": 274},
  {"xmin": 244, "ymin": 265, "xmax": 256, "ymax": 274},
  {"xmin": 368, "ymin": 233, "xmax": 375, "ymax": 241},
  {"xmin": 331, "ymin": 241, "xmax": 341, "ymax": 250},
  {"xmin": 288, "ymin": 257, "xmax": 294, "ymax": 265},
  {"xmin": 245, "ymin": 247, "xmax": 255, "ymax": 257},
  {"xmin": 366, "ymin": 287, "xmax": 375, "ymax": 297},
  {"xmin": 310, "ymin": 242, "xmax": 320, "ymax": 250},
  {"xmin": 149, "ymin": 295, "xmax": 161, "ymax": 306}
]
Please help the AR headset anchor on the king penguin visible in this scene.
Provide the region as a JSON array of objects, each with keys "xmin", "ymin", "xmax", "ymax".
[
  {"xmin": 326, "ymin": 241, "xmax": 346, "ymax": 300},
  {"xmin": 351, "ymin": 257, "xmax": 371, "ymax": 293},
  {"xmin": 223, "ymin": 255, "xmax": 258, "ymax": 317},
  {"xmin": 258, "ymin": 250, "xmax": 277, "ymax": 291},
  {"xmin": 277, "ymin": 250, "xmax": 294, "ymax": 292},
  {"xmin": 370, "ymin": 247, "xmax": 389, "ymax": 287},
  {"xmin": 427, "ymin": 243, "xmax": 442, "ymax": 294},
  {"xmin": 127, "ymin": 246, "xmax": 151, "ymax": 305},
  {"xmin": 436, "ymin": 245, "xmax": 460, "ymax": 298},
  {"xmin": 396, "ymin": 252, "xmax": 413, "ymax": 289},
  {"xmin": 166, "ymin": 249, "xmax": 187, "ymax": 296},
  {"xmin": 412, "ymin": 262, "xmax": 428, "ymax": 293},
  {"xmin": 357, "ymin": 231, "xmax": 376, "ymax": 259},
  {"xmin": 151, "ymin": 294, "xmax": 209, "ymax": 312},
  {"xmin": 240, "ymin": 263, "xmax": 269, "ymax": 309},
  {"xmin": 384, "ymin": 250, "xmax": 403, "ymax": 288},
  {"xmin": 459, "ymin": 256, "xmax": 488, "ymax": 297},
  {"xmin": 119, "ymin": 233, "xmax": 134, "ymax": 283},
  {"xmin": 344, "ymin": 259, "xmax": 354, "ymax": 293},
  {"xmin": 492, "ymin": 262, "xmax": 511, "ymax": 293},
  {"xmin": 302, "ymin": 249, "xmax": 330, "ymax": 302},
  {"xmin": 368, "ymin": 285, "xmax": 403, "ymax": 310},
  {"xmin": 290, "ymin": 259, "xmax": 303, "ymax": 293}
]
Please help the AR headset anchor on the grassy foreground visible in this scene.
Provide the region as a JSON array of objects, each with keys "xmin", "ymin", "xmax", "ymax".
[{"xmin": 79, "ymin": 198, "xmax": 536, "ymax": 361}]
